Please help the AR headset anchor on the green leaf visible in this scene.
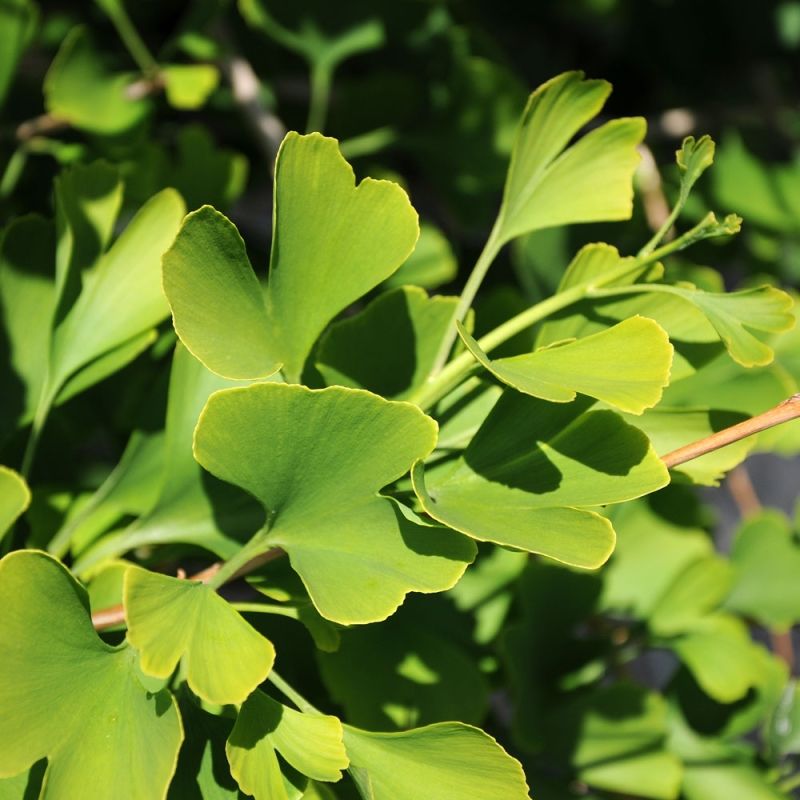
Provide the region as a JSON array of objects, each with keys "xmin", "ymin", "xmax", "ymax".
[
  {"xmin": 44, "ymin": 26, "xmax": 150, "ymax": 135},
  {"xmin": 648, "ymin": 555, "xmax": 733, "ymax": 636},
  {"xmin": 458, "ymin": 316, "xmax": 673, "ymax": 413},
  {"xmin": 670, "ymin": 615, "xmax": 766, "ymax": 703},
  {"xmin": 164, "ymin": 133, "xmax": 418, "ymax": 382},
  {"xmin": 343, "ymin": 723, "xmax": 530, "ymax": 800},
  {"xmin": 162, "ymin": 206, "xmax": 279, "ymax": 380},
  {"xmin": 317, "ymin": 614, "xmax": 489, "ymax": 729},
  {"xmin": 124, "ymin": 567, "xmax": 276, "ymax": 705},
  {"xmin": 265, "ymin": 133, "xmax": 418, "ymax": 380},
  {"xmin": 227, "ymin": 691, "xmax": 348, "ymax": 800},
  {"xmin": 413, "ymin": 393, "xmax": 669, "ymax": 568},
  {"xmin": 0, "ymin": 466, "xmax": 30, "ymax": 539},
  {"xmin": 724, "ymin": 510, "xmax": 800, "ymax": 631},
  {"xmin": 0, "ymin": 551, "xmax": 182, "ymax": 798},
  {"xmin": 72, "ymin": 344, "xmax": 262, "ymax": 575},
  {"xmin": 495, "ymin": 71, "xmax": 645, "ymax": 245},
  {"xmin": 682, "ymin": 762, "xmax": 789, "ymax": 800},
  {"xmin": 194, "ymin": 383, "xmax": 475, "ymax": 624},
  {"xmin": 624, "ymin": 407, "xmax": 752, "ymax": 486},
  {"xmin": 49, "ymin": 183, "xmax": 186, "ymax": 391},
  {"xmin": 383, "ymin": 224, "xmax": 457, "ymax": 290},
  {"xmin": 0, "ymin": 0, "xmax": 37, "ymax": 111},
  {"xmin": 317, "ymin": 287, "xmax": 459, "ymax": 399},
  {"xmin": 675, "ymin": 135, "xmax": 716, "ymax": 205},
  {"xmin": 162, "ymin": 64, "xmax": 219, "ymax": 110}
]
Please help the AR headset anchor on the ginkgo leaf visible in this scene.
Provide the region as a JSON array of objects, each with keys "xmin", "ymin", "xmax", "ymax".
[
  {"xmin": 227, "ymin": 690, "xmax": 348, "ymax": 800},
  {"xmin": 495, "ymin": 71, "xmax": 645, "ymax": 244},
  {"xmin": 317, "ymin": 287, "xmax": 459, "ymax": 399},
  {"xmin": 162, "ymin": 64, "xmax": 219, "ymax": 109},
  {"xmin": 0, "ymin": 466, "xmax": 30, "ymax": 539},
  {"xmin": 412, "ymin": 392, "xmax": 669, "ymax": 568},
  {"xmin": 383, "ymin": 224, "xmax": 457, "ymax": 290},
  {"xmin": 44, "ymin": 26, "xmax": 150, "ymax": 135},
  {"xmin": 343, "ymin": 722, "xmax": 530, "ymax": 800},
  {"xmin": 193, "ymin": 383, "xmax": 475, "ymax": 624},
  {"xmin": 0, "ymin": 0, "xmax": 36, "ymax": 111},
  {"xmin": 164, "ymin": 133, "xmax": 418, "ymax": 383},
  {"xmin": 124, "ymin": 567, "xmax": 276, "ymax": 706},
  {"xmin": 676, "ymin": 135, "xmax": 716, "ymax": 203},
  {"xmin": 0, "ymin": 551, "xmax": 183, "ymax": 799},
  {"xmin": 457, "ymin": 316, "xmax": 672, "ymax": 413},
  {"xmin": 724, "ymin": 510, "xmax": 800, "ymax": 631}
]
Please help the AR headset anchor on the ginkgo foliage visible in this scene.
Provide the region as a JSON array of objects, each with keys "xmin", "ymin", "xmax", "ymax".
[{"xmin": 1, "ymin": 19, "xmax": 799, "ymax": 799}]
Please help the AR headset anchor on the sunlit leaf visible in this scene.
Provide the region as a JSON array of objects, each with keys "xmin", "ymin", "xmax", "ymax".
[
  {"xmin": 494, "ymin": 71, "xmax": 645, "ymax": 244},
  {"xmin": 194, "ymin": 383, "xmax": 475, "ymax": 624},
  {"xmin": 413, "ymin": 393, "xmax": 669, "ymax": 568},
  {"xmin": 125, "ymin": 567, "xmax": 276, "ymax": 705},
  {"xmin": 227, "ymin": 691, "xmax": 348, "ymax": 800},
  {"xmin": 344, "ymin": 722, "xmax": 530, "ymax": 800},
  {"xmin": 0, "ymin": 551, "xmax": 183, "ymax": 799},
  {"xmin": 162, "ymin": 63, "xmax": 219, "ymax": 110},
  {"xmin": 458, "ymin": 316, "xmax": 672, "ymax": 413},
  {"xmin": 164, "ymin": 133, "xmax": 418, "ymax": 382},
  {"xmin": 0, "ymin": 466, "xmax": 30, "ymax": 539},
  {"xmin": 44, "ymin": 26, "xmax": 150, "ymax": 135},
  {"xmin": 317, "ymin": 287, "xmax": 459, "ymax": 399}
]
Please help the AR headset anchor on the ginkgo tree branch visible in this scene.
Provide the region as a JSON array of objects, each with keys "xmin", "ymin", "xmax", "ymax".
[{"xmin": 661, "ymin": 394, "xmax": 800, "ymax": 468}]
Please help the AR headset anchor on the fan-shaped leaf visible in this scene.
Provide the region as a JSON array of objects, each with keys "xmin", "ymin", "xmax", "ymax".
[
  {"xmin": 413, "ymin": 392, "xmax": 669, "ymax": 567},
  {"xmin": 343, "ymin": 722, "xmax": 530, "ymax": 800},
  {"xmin": 0, "ymin": 551, "xmax": 183, "ymax": 799},
  {"xmin": 194, "ymin": 383, "xmax": 475, "ymax": 624},
  {"xmin": 458, "ymin": 316, "xmax": 672, "ymax": 413},
  {"xmin": 125, "ymin": 567, "xmax": 276, "ymax": 705},
  {"xmin": 227, "ymin": 691, "xmax": 348, "ymax": 800},
  {"xmin": 0, "ymin": 466, "xmax": 29, "ymax": 538}
]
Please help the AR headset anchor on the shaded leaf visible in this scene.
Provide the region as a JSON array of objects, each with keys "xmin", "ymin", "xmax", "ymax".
[
  {"xmin": 125, "ymin": 567, "xmax": 276, "ymax": 705},
  {"xmin": 413, "ymin": 392, "xmax": 669, "ymax": 567},
  {"xmin": 0, "ymin": 0, "xmax": 36, "ymax": 110},
  {"xmin": 44, "ymin": 26, "xmax": 150, "ymax": 135},
  {"xmin": 725, "ymin": 510, "xmax": 800, "ymax": 631},
  {"xmin": 384, "ymin": 224, "xmax": 457, "ymax": 290},
  {"xmin": 194, "ymin": 383, "xmax": 475, "ymax": 624},
  {"xmin": 317, "ymin": 287, "xmax": 458, "ymax": 399},
  {"xmin": 0, "ymin": 551, "xmax": 182, "ymax": 799},
  {"xmin": 458, "ymin": 315, "xmax": 672, "ymax": 413},
  {"xmin": 227, "ymin": 691, "xmax": 347, "ymax": 799},
  {"xmin": 344, "ymin": 723, "xmax": 530, "ymax": 800}
]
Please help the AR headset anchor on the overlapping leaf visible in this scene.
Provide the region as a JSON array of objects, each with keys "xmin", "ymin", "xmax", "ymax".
[
  {"xmin": 227, "ymin": 691, "xmax": 348, "ymax": 800},
  {"xmin": 45, "ymin": 26, "xmax": 150, "ymax": 135},
  {"xmin": 0, "ymin": 551, "xmax": 183, "ymax": 799},
  {"xmin": 163, "ymin": 132, "xmax": 418, "ymax": 382},
  {"xmin": 125, "ymin": 567, "xmax": 276, "ymax": 705},
  {"xmin": 193, "ymin": 383, "xmax": 475, "ymax": 624},
  {"xmin": 343, "ymin": 722, "xmax": 530, "ymax": 799},
  {"xmin": 458, "ymin": 316, "xmax": 672, "ymax": 413},
  {"xmin": 0, "ymin": 466, "xmax": 29, "ymax": 538},
  {"xmin": 413, "ymin": 392, "xmax": 669, "ymax": 568},
  {"xmin": 317, "ymin": 287, "xmax": 459, "ymax": 399}
]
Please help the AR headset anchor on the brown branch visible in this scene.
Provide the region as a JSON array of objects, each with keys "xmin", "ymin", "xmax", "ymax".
[
  {"xmin": 662, "ymin": 395, "xmax": 800, "ymax": 469},
  {"xmin": 636, "ymin": 143, "xmax": 673, "ymax": 236},
  {"xmin": 726, "ymin": 465, "xmax": 762, "ymax": 519},
  {"xmin": 91, "ymin": 547, "xmax": 285, "ymax": 631},
  {"xmin": 16, "ymin": 113, "xmax": 69, "ymax": 142}
]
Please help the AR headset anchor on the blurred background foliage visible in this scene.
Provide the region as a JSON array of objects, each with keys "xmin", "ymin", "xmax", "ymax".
[{"xmin": 4, "ymin": 1, "xmax": 800, "ymax": 798}]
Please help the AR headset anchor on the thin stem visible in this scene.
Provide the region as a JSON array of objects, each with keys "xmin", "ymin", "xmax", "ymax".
[
  {"xmin": 0, "ymin": 147, "xmax": 27, "ymax": 199},
  {"xmin": 99, "ymin": 0, "xmax": 159, "ymax": 77},
  {"xmin": 267, "ymin": 669, "xmax": 321, "ymax": 714},
  {"xmin": 727, "ymin": 465, "xmax": 761, "ymax": 520},
  {"xmin": 306, "ymin": 61, "xmax": 332, "ymax": 133},
  {"xmin": 205, "ymin": 519, "xmax": 277, "ymax": 589},
  {"xmin": 661, "ymin": 395, "xmax": 800, "ymax": 468},
  {"xmin": 21, "ymin": 382, "xmax": 56, "ymax": 479},
  {"xmin": 427, "ymin": 224, "xmax": 503, "ymax": 380}
]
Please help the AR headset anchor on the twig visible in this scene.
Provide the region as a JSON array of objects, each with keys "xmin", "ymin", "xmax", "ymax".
[
  {"xmin": 91, "ymin": 547, "xmax": 285, "ymax": 631},
  {"xmin": 16, "ymin": 113, "xmax": 69, "ymax": 142},
  {"xmin": 726, "ymin": 465, "xmax": 762, "ymax": 519},
  {"xmin": 662, "ymin": 395, "xmax": 800, "ymax": 468},
  {"xmin": 636, "ymin": 143, "xmax": 673, "ymax": 237}
]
